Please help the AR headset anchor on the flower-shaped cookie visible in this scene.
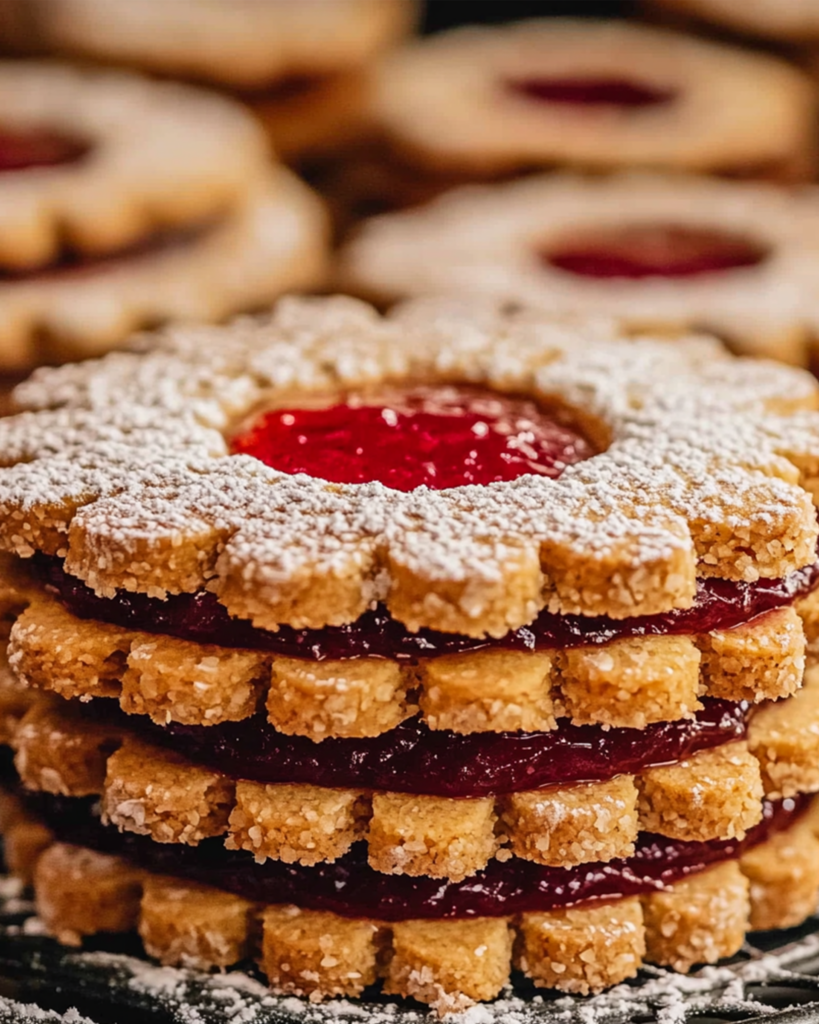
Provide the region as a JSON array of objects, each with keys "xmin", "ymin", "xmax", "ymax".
[{"xmin": 340, "ymin": 172, "xmax": 819, "ymax": 366}]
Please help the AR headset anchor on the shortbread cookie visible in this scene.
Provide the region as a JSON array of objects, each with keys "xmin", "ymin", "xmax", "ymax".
[
  {"xmin": 2, "ymin": 297, "xmax": 819, "ymax": 1013},
  {"xmin": 340, "ymin": 172, "xmax": 819, "ymax": 367},
  {"xmin": 26, "ymin": 0, "xmax": 416, "ymax": 89},
  {"xmin": 371, "ymin": 20, "xmax": 817, "ymax": 181},
  {"xmin": 648, "ymin": 0, "xmax": 819, "ymax": 42},
  {"xmin": 5, "ymin": 788, "xmax": 819, "ymax": 1014},
  {"xmin": 0, "ymin": 61, "xmax": 268, "ymax": 270},
  {"xmin": 0, "ymin": 168, "xmax": 328, "ymax": 368}
]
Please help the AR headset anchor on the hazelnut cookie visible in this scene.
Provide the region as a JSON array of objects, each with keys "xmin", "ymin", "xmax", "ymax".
[
  {"xmin": 0, "ymin": 62, "xmax": 328, "ymax": 368},
  {"xmin": 340, "ymin": 172, "xmax": 819, "ymax": 367},
  {"xmin": 367, "ymin": 19, "xmax": 816, "ymax": 190},
  {"xmin": 2, "ymin": 296, "xmax": 819, "ymax": 1012}
]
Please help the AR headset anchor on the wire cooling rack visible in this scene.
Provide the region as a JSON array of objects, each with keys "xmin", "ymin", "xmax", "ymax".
[{"xmin": 1, "ymin": 880, "xmax": 819, "ymax": 1024}]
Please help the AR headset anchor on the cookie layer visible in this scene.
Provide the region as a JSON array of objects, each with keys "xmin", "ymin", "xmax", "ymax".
[
  {"xmin": 8, "ymin": 591, "xmax": 805, "ymax": 736},
  {"xmin": 341, "ymin": 173, "xmax": 819, "ymax": 368},
  {"xmin": 0, "ymin": 298, "xmax": 818, "ymax": 636}
]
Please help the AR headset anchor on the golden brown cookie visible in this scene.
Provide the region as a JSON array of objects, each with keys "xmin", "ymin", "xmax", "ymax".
[
  {"xmin": 340, "ymin": 172, "xmax": 819, "ymax": 368},
  {"xmin": 648, "ymin": 0, "xmax": 819, "ymax": 42},
  {"xmin": 371, "ymin": 20, "xmax": 817, "ymax": 182}
]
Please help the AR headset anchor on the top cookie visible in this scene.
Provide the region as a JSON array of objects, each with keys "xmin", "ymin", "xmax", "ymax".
[
  {"xmin": 371, "ymin": 19, "xmax": 816, "ymax": 178},
  {"xmin": 0, "ymin": 296, "xmax": 817, "ymax": 638},
  {"xmin": 22, "ymin": 0, "xmax": 417, "ymax": 88}
]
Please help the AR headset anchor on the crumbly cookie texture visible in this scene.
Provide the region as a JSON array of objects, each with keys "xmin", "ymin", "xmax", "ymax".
[
  {"xmin": 371, "ymin": 20, "xmax": 816, "ymax": 179},
  {"xmin": 340, "ymin": 172, "xmax": 819, "ymax": 368},
  {"xmin": 0, "ymin": 62, "xmax": 268, "ymax": 271},
  {"xmin": 0, "ymin": 169, "xmax": 329, "ymax": 370},
  {"xmin": 0, "ymin": 297, "xmax": 817, "ymax": 637},
  {"xmin": 8, "ymin": 593, "xmax": 806, "ymax": 737},
  {"xmin": 5, "ymin": 802, "xmax": 817, "ymax": 1015},
  {"xmin": 648, "ymin": 0, "xmax": 819, "ymax": 42},
  {"xmin": 12, "ymin": 687, "xmax": 819, "ymax": 879},
  {"xmin": 29, "ymin": 0, "xmax": 417, "ymax": 88}
]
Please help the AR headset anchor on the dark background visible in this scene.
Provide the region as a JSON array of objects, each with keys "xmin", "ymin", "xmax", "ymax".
[{"xmin": 423, "ymin": 0, "xmax": 633, "ymax": 33}]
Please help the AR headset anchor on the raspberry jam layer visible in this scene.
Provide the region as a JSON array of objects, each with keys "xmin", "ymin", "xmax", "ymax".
[
  {"xmin": 231, "ymin": 387, "xmax": 594, "ymax": 491},
  {"xmin": 159, "ymin": 698, "xmax": 747, "ymax": 797},
  {"xmin": 25, "ymin": 791, "xmax": 808, "ymax": 920},
  {"xmin": 0, "ymin": 128, "xmax": 89, "ymax": 172},
  {"xmin": 505, "ymin": 76, "xmax": 676, "ymax": 108},
  {"xmin": 545, "ymin": 224, "xmax": 768, "ymax": 280},
  {"xmin": 37, "ymin": 553, "xmax": 819, "ymax": 660}
]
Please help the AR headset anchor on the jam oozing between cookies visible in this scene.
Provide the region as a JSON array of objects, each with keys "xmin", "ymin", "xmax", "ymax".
[
  {"xmin": 0, "ymin": 128, "xmax": 89, "ymax": 172},
  {"xmin": 25, "ymin": 790, "xmax": 809, "ymax": 920},
  {"xmin": 545, "ymin": 224, "xmax": 768, "ymax": 280},
  {"xmin": 231, "ymin": 386, "xmax": 594, "ymax": 490},
  {"xmin": 38, "ymin": 554, "xmax": 819, "ymax": 659},
  {"xmin": 160, "ymin": 698, "xmax": 747, "ymax": 796},
  {"xmin": 505, "ymin": 76, "xmax": 676, "ymax": 108}
]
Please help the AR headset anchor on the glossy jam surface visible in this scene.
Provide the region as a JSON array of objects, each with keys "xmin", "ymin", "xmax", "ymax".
[
  {"xmin": 505, "ymin": 76, "xmax": 676, "ymax": 108},
  {"xmin": 545, "ymin": 224, "xmax": 768, "ymax": 280},
  {"xmin": 231, "ymin": 387, "xmax": 594, "ymax": 491},
  {"xmin": 161, "ymin": 699, "xmax": 747, "ymax": 796},
  {"xmin": 26, "ymin": 792, "xmax": 807, "ymax": 920},
  {"xmin": 0, "ymin": 128, "xmax": 89, "ymax": 172},
  {"xmin": 39, "ymin": 553, "xmax": 819, "ymax": 661}
]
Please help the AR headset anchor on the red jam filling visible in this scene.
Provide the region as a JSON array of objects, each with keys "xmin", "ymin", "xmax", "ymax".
[
  {"xmin": 0, "ymin": 128, "xmax": 89, "ymax": 172},
  {"xmin": 157, "ymin": 699, "xmax": 748, "ymax": 797},
  {"xmin": 25, "ymin": 791, "xmax": 808, "ymax": 920},
  {"xmin": 37, "ymin": 554, "xmax": 819, "ymax": 660},
  {"xmin": 231, "ymin": 387, "xmax": 594, "ymax": 491},
  {"xmin": 505, "ymin": 76, "xmax": 676, "ymax": 108},
  {"xmin": 545, "ymin": 224, "xmax": 768, "ymax": 280}
]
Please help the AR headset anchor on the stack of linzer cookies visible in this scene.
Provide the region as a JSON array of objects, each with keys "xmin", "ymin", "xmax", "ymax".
[{"xmin": 3, "ymin": 0, "xmax": 819, "ymax": 1017}]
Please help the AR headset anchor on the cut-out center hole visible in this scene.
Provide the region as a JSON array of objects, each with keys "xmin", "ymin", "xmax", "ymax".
[{"xmin": 505, "ymin": 75, "xmax": 677, "ymax": 108}]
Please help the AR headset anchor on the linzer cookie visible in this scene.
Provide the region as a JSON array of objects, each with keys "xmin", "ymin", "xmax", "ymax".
[
  {"xmin": 12, "ymin": 0, "xmax": 417, "ymax": 161},
  {"xmin": 0, "ymin": 61, "xmax": 328, "ymax": 368},
  {"xmin": 367, "ymin": 19, "xmax": 816, "ymax": 192},
  {"xmin": 340, "ymin": 172, "xmax": 819, "ymax": 367},
  {"xmin": 647, "ymin": 0, "xmax": 819, "ymax": 42},
  {"xmin": 1, "ymin": 296, "xmax": 819, "ymax": 1011}
]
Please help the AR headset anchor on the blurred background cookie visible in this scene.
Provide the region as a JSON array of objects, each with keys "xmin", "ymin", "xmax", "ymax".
[
  {"xmin": 3, "ymin": 0, "xmax": 419, "ymax": 163},
  {"xmin": 0, "ymin": 61, "xmax": 328, "ymax": 370},
  {"xmin": 340, "ymin": 172, "xmax": 819, "ymax": 366}
]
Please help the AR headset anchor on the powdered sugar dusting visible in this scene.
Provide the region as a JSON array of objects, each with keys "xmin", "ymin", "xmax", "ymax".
[{"xmin": 2, "ymin": 295, "xmax": 818, "ymax": 632}]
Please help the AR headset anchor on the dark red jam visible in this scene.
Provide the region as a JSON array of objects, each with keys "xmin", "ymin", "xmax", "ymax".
[
  {"xmin": 505, "ymin": 76, "xmax": 676, "ymax": 108},
  {"xmin": 545, "ymin": 224, "xmax": 768, "ymax": 280},
  {"xmin": 231, "ymin": 387, "xmax": 594, "ymax": 491},
  {"xmin": 37, "ymin": 554, "xmax": 819, "ymax": 661},
  {"xmin": 158, "ymin": 699, "xmax": 747, "ymax": 797},
  {"xmin": 0, "ymin": 128, "xmax": 89, "ymax": 172},
  {"xmin": 24, "ymin": 791, "xmax": 809, "ymax": 920}
]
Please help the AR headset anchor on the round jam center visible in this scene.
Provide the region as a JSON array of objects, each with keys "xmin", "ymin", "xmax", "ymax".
[
  {"xmin": 0, "ymin": 128, "xmax": 89, "ymax": 172},
  {"xmin": 545, "ymin": 223, "xmax": 767, "ymax": 280},
  {"xmin": 505, "ymin": 76, "xmax": 676, "ymax": 108},
  {"xmin": 231, "ymin": 387, "xmax": 594, "ymax": 491}
]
